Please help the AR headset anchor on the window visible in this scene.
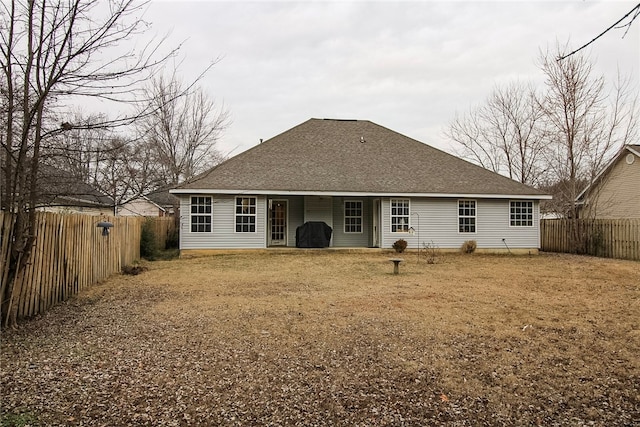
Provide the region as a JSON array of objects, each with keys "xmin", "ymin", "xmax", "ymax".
[
  {"xmin": 344, "ymin": 200, "xmax": 363, "ymax": 233},
  {"xmin": 236, "ymin": 197, "xmax": 257, "ymax": 232},
  {"xmin": 458, "ymin": 200, "xmax": 476, "ymax": 233},
  {"xmin": 191, "ymin": 196, "xmax": 212, "ymax": 232},
  {"xmin": 390, "ymin": 199, "xmax": 410, "ymax": 232},
  {"xmin": 510, "ymin": 200, "xmax": 533, "ymax": 226}
]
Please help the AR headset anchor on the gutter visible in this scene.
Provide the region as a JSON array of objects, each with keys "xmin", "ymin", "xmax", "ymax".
[{"xmin": 169, "ymin": 188, "xmax": 552, "ymax": 200}]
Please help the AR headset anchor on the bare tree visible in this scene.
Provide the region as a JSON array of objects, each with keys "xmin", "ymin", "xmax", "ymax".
[
  {"xmin": 94, "ymin": 136, "xmax": 155, "ymax": 212},
  {"xmin": 43, "ymin": 112, "xmax": 110, "ymax": 183},
  {"xmin": 45, "ymin": 113, "xmax": 164, "ymax": 213},
  {"xmin": 538, "ymin": 46, "xmax": 638, "ymax": 219},
  {"xmin": 0, "ymin": 0, "xmax": 174, "ymax": 326},
  {"xmin": 447, "ymin": 82, "xmax": 549, "ymax": 186},
  {"xmin": 538, "ymin": 45, "xmax": 638, "ymax": 252},
  {"xmin": 138, "ymin": 74, "xmax": 229, "ymax": 186}
]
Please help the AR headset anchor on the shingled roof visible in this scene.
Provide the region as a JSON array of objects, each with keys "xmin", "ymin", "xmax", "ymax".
[
  {"xmin": 173, "ymin": 119, "xmax": 548, "ymax": 198},
  {"xmin": 37, "ymin": 165, "xmax": 113, "ymax": 208}
]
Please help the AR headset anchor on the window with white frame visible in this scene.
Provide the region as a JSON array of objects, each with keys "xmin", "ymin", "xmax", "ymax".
[
  {"xmin": 510, "ymin": 200, "xmax": 533, "ymax": 226},
  {"xmin": 191, "ymin": 196, "xmax": 212, "ymax": 232},
  {"xmin": 344, "ymin": 200, "xmax": 363, "ymax": 233},
  {"xmin": 235, "ymin": 197, "xmax": 257, "ymax": 232},
  {"xmin": 458, "ymin": 200, "xmax": 476, "ymax": 233},
  {"xmin": 390, "ymin": 199, "xmax": 410, "ymax": 232}
]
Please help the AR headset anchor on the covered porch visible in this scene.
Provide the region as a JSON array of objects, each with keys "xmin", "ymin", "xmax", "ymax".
[{"xmin": 265, "ymin": 195, "xmax": 383, "ymax": 248}]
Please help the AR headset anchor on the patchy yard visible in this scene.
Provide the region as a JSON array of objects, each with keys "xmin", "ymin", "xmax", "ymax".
[{"xmin": 1, "ymin": 252, "xmax": 639, "ymax": 426}]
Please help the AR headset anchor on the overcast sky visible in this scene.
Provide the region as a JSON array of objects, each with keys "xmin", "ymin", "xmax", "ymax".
[{"xmin": 140, "ymin": 1, "xmax": 639, "ymax": 157}]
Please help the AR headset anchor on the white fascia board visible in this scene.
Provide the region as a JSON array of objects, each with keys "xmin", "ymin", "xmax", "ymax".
[
  {"xmin": 170, "ymin": 188, "xmax": 552, "ymax": 200},
  {"xmin": 627, "ymin": 145, "xmax": 640, "ymax": 157}
]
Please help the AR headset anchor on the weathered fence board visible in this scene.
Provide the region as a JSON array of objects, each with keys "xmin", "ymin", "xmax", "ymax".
[
  {"xmin": 541, "ymin": 218, "xmax": 640, "ymax": 261},
  {"xmin": 0, "ymin": 212, "xmax": 152, "ymax": 323},
  {"xmin": 148, "ymin": 217, "xmax": 177, "ymax": 250}
]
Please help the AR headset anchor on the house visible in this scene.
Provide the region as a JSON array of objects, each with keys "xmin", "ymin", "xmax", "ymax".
[
  {"xmin": 170, "ymin": 119, "xmax": 551, "ymax": 253},
  {"xmin": 40, "ymin": 192, "xmax": 113, "ymax": 216},
  {"xmin": 35, "ymin": 165, "xmax": 113, "ymax": 215},
  {"xmin": 576, "ymin": 144, "xmax": 640, "ymax": 219},
  {"xmin": 117, "ymin": 188, "xmax": 179, "ymax": 217},
  {"xmin": 117, "ymin": 196, "xmax": 165, "ymax": 217},
  {"xmin": 147, "ymin": 188, "xmax": 180, "ymax": 216}
]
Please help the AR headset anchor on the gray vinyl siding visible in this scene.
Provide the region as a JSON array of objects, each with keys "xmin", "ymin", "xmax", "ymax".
[
  {"xmin": 177, "ymin": 194, "xmax": 540, "ymax": 250},
  {"xmin": 303, "ymin": 196, "xmax": 333, "ymax": 226},
  {"xmin": 179, "ymin": 194, "xmax": 266, "ymax": 249},
  {"xmin": 332, "ymin": 198, "xmax": 371, "ymax": 247},
  {"xmin": 381, "ymin": 197, "xmax": 540, "ymax": 250}
]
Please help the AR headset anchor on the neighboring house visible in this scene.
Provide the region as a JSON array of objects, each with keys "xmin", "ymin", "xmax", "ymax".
[
  {"xmin": 117, "ymin": 196, "xmax": 166, "ymax": 217},
  {"xmin": 576, "ymin": 144, "xmax": 640, "ymax": 219},
  {"xmin": 146, "ymin": 188, "xmax": 180, "ymax": 217},
  {"xmin": 170, "ymin": 119, "xmax": 551, "ymax": 253},
  {"xmin": 36, "ymin": 165, "xmax": 113, "ymax": 215},
  {"xmin": 118, "ymin": 188, "xmax": 180, "ymax": 217},
  {"xmin": 40, "ymin": 194, "xmax": 113, "ymax": 216}
]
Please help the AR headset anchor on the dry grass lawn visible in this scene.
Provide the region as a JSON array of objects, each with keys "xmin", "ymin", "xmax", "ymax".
[{"xmin": 1, "ymin": 251, "xmax": 639, "ymax": 426}]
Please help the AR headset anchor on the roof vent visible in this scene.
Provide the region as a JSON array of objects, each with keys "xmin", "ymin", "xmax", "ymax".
[
  {"xmin": 360, "ymin": 136, "xmax": 365, "ymax": 143},
  {"xmin": 626, "ymin": 153, "xmax": 635, "ymax": 165}
]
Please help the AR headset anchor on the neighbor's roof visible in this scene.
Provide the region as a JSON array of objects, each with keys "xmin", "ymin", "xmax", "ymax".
[
  {"xmin": 37, "ymin": 165, "xmax": 113, "ymax": 208},
  {"xmin": 145, "ymin": 187, "xmax": 180, "ymax": 207},
  {"xmin": 173, "ymin": 119, "xmax": 549, "ymax": 198}
]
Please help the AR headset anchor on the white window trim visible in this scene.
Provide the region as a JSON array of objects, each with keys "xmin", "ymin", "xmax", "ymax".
[
  {"xmin": 344, "ymin": 199, "xmax": 363, "ymax": 234},
  {"xmin": 390, "ymin": 198, "xmax": 411, "ymax": 233},
  {"xmin": 190, "ymin": 196, "xmax": 213, "ymax": 233},
  {"xmin": 234, "ymin": 196, "xmax": 257, "ymax": 233},
  {"xmin": 458, "ymin": 199, "xmax": 477, "ymax": 234},
  {"xmin": 509, "ymin": 200, "xmax": 534, "ymax": 227}
]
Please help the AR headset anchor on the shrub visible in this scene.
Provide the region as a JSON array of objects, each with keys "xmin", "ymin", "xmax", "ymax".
[
  {"xmin": 165, "ymin": 228, "xmax": 179, "ymax": 249},
  {"xmin": 460, "ymin": 240, "xmax": 477, "ymax": 254},
  {"xmin": 422, "ymin": 240, "xmax": 441, "ymax": 264},
  {"xmin": 140, "ymin": 218, "xmax": 158, "ymax": 260},
  {"xmin": 392, "ymin": 239, "xmax": 408, "ymax": 253}
]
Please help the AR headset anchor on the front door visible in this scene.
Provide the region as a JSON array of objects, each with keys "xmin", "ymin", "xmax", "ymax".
[{"xmin": 269, "ymin": 200, "xmax": 288, "ymax": 246}]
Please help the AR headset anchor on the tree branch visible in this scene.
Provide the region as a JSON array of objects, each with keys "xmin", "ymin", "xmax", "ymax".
[{"xmin": 558, "ymin": 3, "xmax": 640, "ymax": 60}]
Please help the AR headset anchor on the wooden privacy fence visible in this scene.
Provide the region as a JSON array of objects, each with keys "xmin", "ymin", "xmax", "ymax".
[
  {"xmin": 147, "ymin": 217, "xmax": 176, "ymax": 250},
  {"xmin": 1, "ymin": 212, "xmax": 145, "ymax": 323},
  {"xmin": 541, "ymin": 218, "xmax": 640, "ymax": 261}
]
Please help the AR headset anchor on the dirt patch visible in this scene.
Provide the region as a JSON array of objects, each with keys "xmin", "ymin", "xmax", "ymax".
[{"xmin": 1, "ymin": 252, "xmax": 639, "ymax": 426}]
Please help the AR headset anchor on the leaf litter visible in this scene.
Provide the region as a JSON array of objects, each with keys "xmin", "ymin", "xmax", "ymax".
[{"xmin": 1, "ymin": 252, "xmax": 639, "ymax": 426}]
